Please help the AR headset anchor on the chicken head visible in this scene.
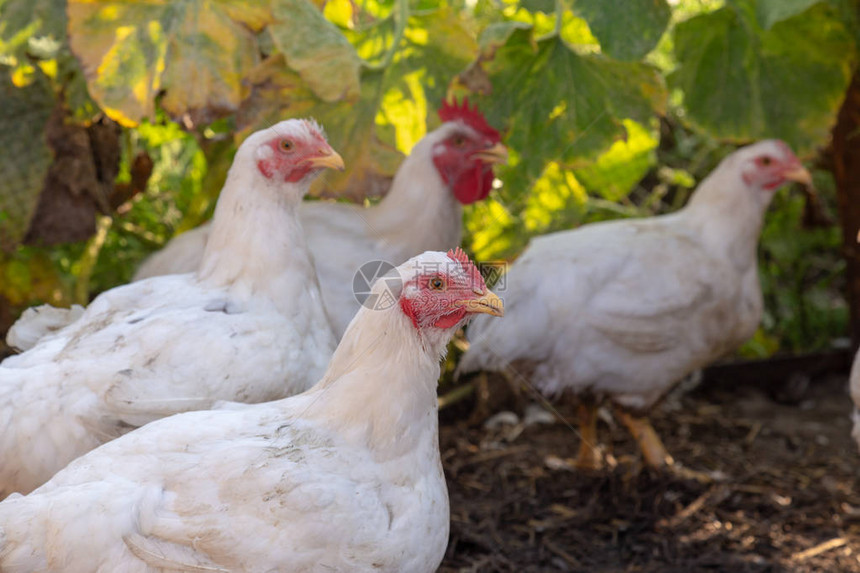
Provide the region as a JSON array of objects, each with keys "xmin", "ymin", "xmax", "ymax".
[
  {"xmin": 252, "ymin": 119, "xmax": 345, "ymax": 184},
  {"xmin": 738, "ymin": 139, "xmax": 812, "ymax": 191},
  {"xmin": 432, "ymin": 99, "xmax": 508, "ymax": 204},
  {"xmin": 398, "ymin": 248, "xmax": 503, "ymax": 333}
]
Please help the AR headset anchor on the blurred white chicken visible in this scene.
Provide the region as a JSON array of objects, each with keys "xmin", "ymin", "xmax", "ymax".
[
  {"xmin": 0, "ymin": 250, "xmax": 503, "ymax": 573},
  {"xmin": 0, "ymin": 119, "xmax": 343, "ymax": 496},
  {"xmin": 458, "ymin": 140, "xmax": 811, "ymax": 474},
  {"xmin": 5, "ymin": 304, "xmax": 84, "ymax": 352},
  {"xmin": 849, "ymin": 333, "xmax": 860, "ymax": 451},
  {"xmin": 133, "ymin": 99, "xmax": 507, "ymax": 338}
]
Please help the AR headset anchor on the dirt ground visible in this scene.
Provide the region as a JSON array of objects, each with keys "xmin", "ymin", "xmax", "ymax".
[{"xmin": 438, "ymin": 371, "xmax": 860, "ymax": 572}]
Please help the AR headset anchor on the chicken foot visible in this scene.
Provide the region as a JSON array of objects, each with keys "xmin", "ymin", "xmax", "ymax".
[{"xmin": 613, "ymin": 405, "xmax": 715, "ymax": 483}]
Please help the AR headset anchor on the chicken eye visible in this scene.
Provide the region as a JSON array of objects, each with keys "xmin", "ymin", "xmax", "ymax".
[
  {"xmin": 759, "ymin": 156, "xmax": 772, "ymax": 166},
  {"xmin": 428, "ymin": 277, "xmax": 446, "ymax": 291},
  {"xmin": 451, "ymin": 135, "xmax": 466, "ymax": 148},
  {"xmin": 279, "ymin": 140, "xmax": 294, "ymax": 152}
]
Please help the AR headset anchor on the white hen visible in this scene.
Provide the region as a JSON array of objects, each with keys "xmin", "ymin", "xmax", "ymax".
[
  {"xmin": 133, "ymin": 99, "xmax": 507, "ymax": 339},
  {"xmin": 0, "ymin": 119, "xmax": 343, "ymax": 496},
  {"xmin": 0, "ymin": 250, "xmax": 503, "ymax": 573},
  {"xmin": 458, "ymin": 140, "xmax": 811, "ymax": 472}
]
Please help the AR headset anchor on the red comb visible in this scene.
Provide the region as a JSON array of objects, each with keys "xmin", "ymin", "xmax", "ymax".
[
  {"xmin": 438, "ymin": 98, "xmax": 500, "ymax": 142},
  {"xmin": 447, "ymin": 247, "xmax": 485, "ymax": 289}
]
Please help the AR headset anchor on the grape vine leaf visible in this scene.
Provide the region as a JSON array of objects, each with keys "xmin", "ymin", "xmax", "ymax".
[
  {"xmin": 67, "ymin": 0, "xmax": 272, "ymax": 126},
  {"xmin": 670, "ymin": 2, "xmax": 855, "ymax": 152}
]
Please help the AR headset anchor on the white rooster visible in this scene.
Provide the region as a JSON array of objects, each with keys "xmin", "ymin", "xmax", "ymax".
[
  {"xmin": 458, "ymin": 140, "xmax": 811, "ymax": 474},
  {"xmin": 0, "ymin": 249, "xmax": 503, "ymax": 573},
  {"xmin": 132, "ymin": 99, "xmax": 508, "ymax": 338},
  {"xmin": 0, "ymin": 119, "xmax": 343, "ymax": 496}
]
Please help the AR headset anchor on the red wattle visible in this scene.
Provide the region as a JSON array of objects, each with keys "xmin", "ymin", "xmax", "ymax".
[
  {"xmin": 453, "ymin": 166, "xmax": 493, "ymax": 205},
  {"xmin": 433, "ymin": 309, "xmax": 467, "ymax": 329}
]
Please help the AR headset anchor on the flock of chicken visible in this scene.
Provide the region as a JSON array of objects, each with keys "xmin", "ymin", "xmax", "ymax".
[{"xmin": 0, "ymin": 97, "xmax": 842, "ymax": 571}]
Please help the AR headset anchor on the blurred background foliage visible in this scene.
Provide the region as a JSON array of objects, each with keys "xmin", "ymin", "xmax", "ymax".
[{"xmin": 0, "ymin": 0, "xmax": 856, "ymax": 357}]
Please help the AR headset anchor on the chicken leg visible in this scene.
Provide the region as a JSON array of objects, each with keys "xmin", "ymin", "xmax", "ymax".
[
  {"xmin": 574, "ymin": 402, "xmax": 602, "ymax": 470},
  {"xmin": 613, "ymin": 405, "xmax": 715, "ymax": 482},
  {"xmin": 613, "ymin": 406, "xmax": 674, "ymax": 468}
]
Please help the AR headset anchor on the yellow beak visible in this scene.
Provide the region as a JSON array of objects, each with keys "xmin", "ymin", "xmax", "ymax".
[
  {"xmin": 458, "ymin": 290, "xmax": 504, "ymax": 317},
  {"xmin": 306, "ymin": 150, "xmax": 346, "ymax": 171},
  {"xmin": 783, "ymin": 165, "xmax": 812, "ymax": 186},
  {"xmin": 471, "ymin": 142, "xmax": 509, "ymax": 166}
]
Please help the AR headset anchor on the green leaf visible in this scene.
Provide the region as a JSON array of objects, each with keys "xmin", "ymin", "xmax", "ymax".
[
  {"xmin": 0, "ymin": 69, "xmax": 53, "ymax": 249},
  {"xmin": 519, "ymin": 0, "xmax": 556, "ymax": 14},
  {"xmin": 574, "ymin": 119, "xmax": 658, "ymax": 201},
  {"xmin": 269, "ymin": 0, "xmax": 361, "ymax": 102},
  {"xmin": 478, "ymin": 20, "xmax": 533, "ymax": 56},
  {"xmin": 756, "ymin": 0, "xmax": 822, "ymax": 29},
  {"xmin": 670, "ymin": 3, "xmax": 855, "ymax": 153},
  {"xmin": 0, "ymin": 0, "xmax": 66, "ymax": 59},
  {"xmin": 241, "ymin": 5, "xmax": 477, "ymax": 199},
  {"xmin": 67, "ymin": 0, "xmax": 272, "ymax": 126},
  {"xmin": 573, "ymin": 0, "xmax": 671, "ymax": 61},
  {"xmin": 386, "ymin": 6, "xmax": 478, "ymax": 147},
  {"xmin": 480, "ymin": 27, "xmax": 666, "ymax": 186}
]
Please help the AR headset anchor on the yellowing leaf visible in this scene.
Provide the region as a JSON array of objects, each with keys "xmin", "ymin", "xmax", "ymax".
[{"xmin": 67, "ymin": 0, "xmax": 271, "ymax": 126}]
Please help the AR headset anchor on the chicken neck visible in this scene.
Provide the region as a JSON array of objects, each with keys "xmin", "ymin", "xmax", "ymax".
[
  {"xmin": 197, "ymin": 167, "xmax": 321, "ymax": 316},
  {"xmin": 300, "ymin": 307, "xmax": 444, "ymax": 462},
  {"xmin": 365, "ymin": 147, "xmax": 463, "ymax": 262}
]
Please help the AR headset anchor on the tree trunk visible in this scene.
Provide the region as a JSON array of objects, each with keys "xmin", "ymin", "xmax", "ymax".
[{"xmin": 833, "ymin": 70, "xmax": 860, "ymax": 346}]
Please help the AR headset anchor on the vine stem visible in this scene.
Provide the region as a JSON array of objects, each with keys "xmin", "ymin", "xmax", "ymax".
[
  {"xmin": 364, "ymin": 0, "xmax": 409, "ymax": 72},
  {"xmin": 553, "ymin": 0, "xmax": 564, "ymax": 36}
]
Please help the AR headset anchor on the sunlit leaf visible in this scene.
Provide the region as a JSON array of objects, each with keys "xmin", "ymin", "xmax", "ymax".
[
  {"xmin": 522, "ymin": 161, "xmax": 587, "ymax": 232},
  {"xmin": 0, "ymin": 69, "xmax": 53, "ymax": 249},
  {"xmin": 573, "ymin": 0, "xmax": 671, "ymax": 61},
  {"xmin": 670, "ymin": 2, "xmax": 854, "ymax": 153},
  {"xmin": 465, "ymin": 199, "xmax": 519, "ymax": 261},
  {"xmin": 67, "ymin": 0, "xmax": 272, "ymax": 126},
  {"xmin": 574, "ymin": 119, "xmax": 658, "ymax": 201}
]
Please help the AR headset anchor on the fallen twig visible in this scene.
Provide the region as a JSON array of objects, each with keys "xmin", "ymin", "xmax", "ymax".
[
  {"xmin": 791, "ymin": 537, "xmax": 847, "ymax": 562},
  {"xmin": 657, "ymin": 485, "xmax": 730, "ymax": 529}
]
